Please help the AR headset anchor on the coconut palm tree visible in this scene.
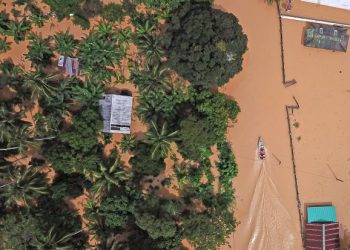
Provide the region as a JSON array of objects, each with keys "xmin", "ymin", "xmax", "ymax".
[
  {"xmin": 144, "ymin": 121, "xmax": 178, "ymax": 159},
  {"xmin": 77, "ymin": 32, "xmax": 123, "ymax": 78},
  {"xmin": 53, "ymin": 30, "xmax": 78, "ymax": 56},
  {"xmin": 0, "ymin": 164, "xmax": 48, "ymax": 207},
  {"xmin": 0, "ymin": 104, "xmax": 31, "ymax": 147},
  {"xmin": 32, "ymin": 225, "xmax": 83, "ymax": 250},
  {"xmin": 135, "ymin": 19, "xmax": 156, "ymax": 37},
  {"xmin": 91, "ymin": 149, "xmax": 131, "ymax": 198},
  {"xmin": 131, "ymin": 64, "xmax": 171, "ymax": 92},
  {"xmin": 0, "ymin": 123, "xmax": 37, "ymax": 153},
  {"xmin": 0, "ymin": 59, "xmax": 22, "ymax": 88},
  {"xmin": 136, "ymin": 91, "xmax": 164, "ymax": 122},
  {"xmin": 0, "ymin": 37, "xmax": 11, "ymax": 53},
  {"xmin": 22, "ymin": 69, "xmax": 59, "ymax": 100},
  {"xmin": 137, "ymin": 34, "xmax": 164, "ymax": 65},
  {"xmin": 5, "ymin": 19, "xmax": 31, "ymax": 44},
  {"xmin": 95, "ymin": 21, "xmax": 117, "ymax": 40},
  {"xmin": 25, "ymin": 34, "xmax": 54, "ymax": 67},
  {"xmin": 28, "ymin": 4, "xmax": 48, "ymax": 28}
]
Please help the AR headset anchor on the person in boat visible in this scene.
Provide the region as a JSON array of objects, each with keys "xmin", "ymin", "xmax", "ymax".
[{"xmin": 259, "ymin": 148, "xmax": 266, "ymax": 159}]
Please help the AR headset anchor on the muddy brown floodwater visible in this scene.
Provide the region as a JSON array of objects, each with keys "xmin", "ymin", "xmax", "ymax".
[{"xmin": 216, "ymin": 0, "xmax": 350, "ymax": 249}]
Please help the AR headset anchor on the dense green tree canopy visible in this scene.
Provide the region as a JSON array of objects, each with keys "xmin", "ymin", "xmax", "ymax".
[
  {"xmin": 129, "ymin": 143, "xmax": 166, "ymax": 176},
  {"xmin": 42, "ymin": 107, "xmax": 103, "ymax": 174},
  {"xmin": 183, "ymin": 210, "xmax": 236, "ymax": 250},
  {"xmin": 163, "ymin": 0, "xmax": 247, "ymax": 87}
]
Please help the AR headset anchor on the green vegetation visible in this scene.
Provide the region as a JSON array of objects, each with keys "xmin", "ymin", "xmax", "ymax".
[
  {"xmin": 0, "ymin": 161, "xmax": 48, "ymax": 207},
  {"xmin": 53, "ymin": 30, "xmax": 78, "ymax": 56},
  {"xmin": 120, "ymin": 135, "xmax": 136, "ymax": 153},
  {"xmin": 42, "ymin": 107, "xmax": 103, "ymax": 175},
  {"xmin": 0, "ymin": 37, "xmax": 11, "ymax": 53},
  {"xmin": 43, "ymin": 0, "xmax": 102, "ymax": 29},
  {"xmin": 162, "ymin": 0, "xmax": 247, "ymax": 87},
  {"xmin": 25, "ymin": 34, "xmax": 54, "ymax": 67},
  {"xmin": 0, "ymin": 0, "xmax": 246, "ymax": 249},
  {"xmin": 101, "ymin": 3, "xmax": 125, "ymax": 22}
]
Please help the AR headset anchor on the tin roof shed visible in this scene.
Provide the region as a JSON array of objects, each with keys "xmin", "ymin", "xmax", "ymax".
[{"xmin": 99, "ymin": 94, "xmax": 133, "ymax": 134}]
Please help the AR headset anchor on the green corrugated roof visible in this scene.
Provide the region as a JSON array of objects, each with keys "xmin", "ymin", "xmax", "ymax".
[{"xmin": 307, "ymin": 206, "xmax": 337, "ymax": 223}]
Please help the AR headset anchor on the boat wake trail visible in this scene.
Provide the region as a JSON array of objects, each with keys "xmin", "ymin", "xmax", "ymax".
[{"xmin": 246, "ymin": 149, "xmax": 296, "ymax": 250}]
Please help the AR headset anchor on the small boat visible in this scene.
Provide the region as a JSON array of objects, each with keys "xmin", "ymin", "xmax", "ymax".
[{"xmin": 258, "ymin": 137, "xmax": 266, "ymax": 160}]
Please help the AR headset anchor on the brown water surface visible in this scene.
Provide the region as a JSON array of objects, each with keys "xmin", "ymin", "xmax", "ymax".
[{"xmin": 217, "ymin": 0, "xmax": 350, "ymax": 249}]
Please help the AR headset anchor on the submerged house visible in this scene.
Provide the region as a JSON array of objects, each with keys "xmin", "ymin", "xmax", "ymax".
[
  {"xmin": 99, "ymin": 94, "xmax": 133, "ymax": 134},
  {"xmin": 304, "ymin": 24, "xmax": 349, "ymax": 52},
  {"xmin": 305, "ymin": 205, "xmax": 340, "ymax": 250}
]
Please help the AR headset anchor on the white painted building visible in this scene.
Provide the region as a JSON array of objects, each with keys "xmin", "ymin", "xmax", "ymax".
[
  {"xmin": 302, "ymin": 0, "xmax": 350, "ymax": 11},
  {"xmin": 99, "ymin": 94, "xmax": 133, "ymax": 134}
]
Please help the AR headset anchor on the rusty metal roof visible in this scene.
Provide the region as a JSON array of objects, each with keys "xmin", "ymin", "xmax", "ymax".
[{"xmin": 305, "ymin": 223, "xmax": 340, "ymax": 250}]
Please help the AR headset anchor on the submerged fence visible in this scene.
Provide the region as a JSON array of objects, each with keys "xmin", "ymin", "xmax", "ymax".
[
  {"xmin": 285, "ymin": 96, "xmax": 304, "ymax": 247},
  {"xmin": 277, "ymin": 3, "xmax": 297, "ymax": 87}
]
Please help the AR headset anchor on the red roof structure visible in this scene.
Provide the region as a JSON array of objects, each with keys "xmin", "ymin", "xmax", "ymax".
[{"xmin": 305, "ymin": 223, "xmax": 340, "ymax": 250}]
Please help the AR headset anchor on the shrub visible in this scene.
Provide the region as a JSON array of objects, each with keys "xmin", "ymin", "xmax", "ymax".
[
  {"xmin": 177, "ymin": 115, "xmax": 217, "ymax": 160},
  {"xmin": 72, "ymin": 14, "xmax": 90, "ymax": 30},
  {"xmin": 129, "ymin": 143, "xmax": 166, "ymax": 176},
  {"xmin": 99, "ymin": 195, "xmax": 134, "ymax": 230},
  {"xmin": 0, "ymin": 38, "xmax": 10, "ymax": 53},
  {"xmin": 101, "ymin": 3, "xmax": 125, "ymax": 22},
  {"xmin": 42, "ymin": 107, "xmax": 103, "ymax": 174},
  {"xmin": 51, "ymin": 172, "xmax": 89, "ymax": 200},
  {"xmin": 182, "ymin": 210, "xmax": 236, "ymax": 250},
  {"xmin": 44, "ymin": 0, "xmax": 81, "ymax": 21},
  {"xmin": 192, "ymin": 90, "xmax": 240, "ymax": 141},
  {"xmin": 217, "ymin": 142, "xmax": 238, "ymax": 192}
]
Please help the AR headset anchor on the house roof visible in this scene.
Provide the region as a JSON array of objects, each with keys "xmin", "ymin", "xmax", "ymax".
[
  {"xmin": 302, "ymin": 0, "xmax": 350, "ymax": 11},
  {"xmin": 304, "ymin": 24, "xmax": 349, "ymax": 52},
  {"xmin": 99, "ymin": 94, "xmax": 133, "ymax": 134},
  {"xmin": 307, "ymin": 206, "xmax": 337, "ymax": 223},
  {"xmin": 305, "ymin": 223, "xmax": 340, "ymax": 250}
]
